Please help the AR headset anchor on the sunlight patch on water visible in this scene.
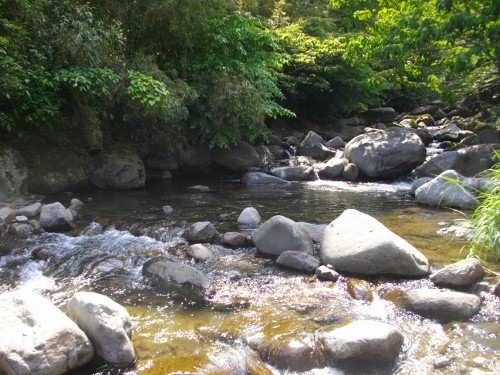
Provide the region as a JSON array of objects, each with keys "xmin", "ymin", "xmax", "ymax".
[{"xmin": 306, "ymin": 178, "xmax": 414, "ymax": 194}]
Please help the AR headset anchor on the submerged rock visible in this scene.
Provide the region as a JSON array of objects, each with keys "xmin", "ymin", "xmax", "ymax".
[
  {"xmin": 320, "ymin": 320, "xmax": 404, "ymax": 363},
  {"xmin": 0, "ymin": 291, "xmax": 94, "ymax": 375},
  {"xmin": 430, "ymin": 258, "xmax": 484, "ymax": 288},
  {"xmin": 211, "ymin": 141, "xmax": 260, "ymax": 171},
  {"xmin": 252, "ymin": 215, "xmax": 313, "ymax": 256},
  {"xmin": 143, "ymin": 258, "xmax": 210, "ymax": 289},
  {"xmin": 400, "ymin": 289, "xmax": 481, "ymax": 322},
  {"xmin": 66, "ymin": 292, "xmax": 135, "ymax": 366},
  {"xmin": 320, "ymin": 209, "xmax": 430, "ymax": 276},
  {"xmin": 276, "ymin": 251, "xmax": 320, "ymax": 273},
  {"xmin": 346, "ymin": 279, "xmax": 374, "ymax": 302},
  {"xmin": 241, "ymin": 171, "xmax": 290, "ymax": 185}
]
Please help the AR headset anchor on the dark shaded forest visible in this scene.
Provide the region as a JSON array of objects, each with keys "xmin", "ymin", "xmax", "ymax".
[{"xmin": 1, "ymin": 0, "xmax": 498, "ymax": 152}]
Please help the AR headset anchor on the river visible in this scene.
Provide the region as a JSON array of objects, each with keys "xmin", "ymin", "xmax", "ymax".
[{"xmin": 0, "ymin": 178, "xmax": 498, "ymax": 374}]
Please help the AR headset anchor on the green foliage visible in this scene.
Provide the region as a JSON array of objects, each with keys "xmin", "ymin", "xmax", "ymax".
[{"xmin": 468, "ymin": 152, "xmax": 500, "ymax": 261}]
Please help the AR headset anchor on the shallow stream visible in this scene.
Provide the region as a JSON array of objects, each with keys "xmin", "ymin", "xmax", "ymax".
[{"xmin": 1, "ymin": 179, "xmax": 498, "ymax": 374}]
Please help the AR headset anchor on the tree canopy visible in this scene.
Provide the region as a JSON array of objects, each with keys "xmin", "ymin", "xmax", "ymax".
[{"xmin": 0, "ymin": 0, "xmax": 498, "ymax": 150}]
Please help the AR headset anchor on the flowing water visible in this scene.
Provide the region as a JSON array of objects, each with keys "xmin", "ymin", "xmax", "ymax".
[{"xmin": 1, "ymin": 179, "xmax": 498, "ymax": 375}]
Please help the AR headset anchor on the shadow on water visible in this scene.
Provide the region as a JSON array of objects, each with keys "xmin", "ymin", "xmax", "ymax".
[{"xmin": 1, "ymin": 179, "xmax": 498, "ymax": 374}]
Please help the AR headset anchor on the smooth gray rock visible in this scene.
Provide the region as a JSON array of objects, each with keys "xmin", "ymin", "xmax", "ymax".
[
  {"xmin": 0, "ymin": 291, "xmax": 94, "ymax": 375},
  {"xmin": 66, "ymin": 292, "xmax": 135, "ymax": 366},
  {"xmin": 317, "ymin": 158, "xmax": 347, "ymax": 180},
  {"xmin": 186, "ymin": 243, "xmax": 216, "ymax": 262},
  {"xmin": 212, "ymin": 142, "xmax": 261, "ymax": 171},
  {"xmin": 345, "ymin": 130, "xmax": 426, "ymax": 179},
  {"xmin": 363, "ymin": 107, "xmax": 396, "ymax": 123},
  {"xmin": 415, "ymin": 144, "xmax": 497, "ymax": 177},
  {"xmin": 40, "ymin": 202, "xmax": 74, "ymax": 231},
  {"xmin": 15, "ymin": 215, "xmax": 28, "ymax": 222},
  {"xmin": 90, "ymin": 146, "xmax": 146, "ymax": 190},
  {"xmin": 315, "ymin": 265, "xmax": 340, "ymax": 281},
  {"xmin": 320, "ymin": 209, "xmax": 430, "ymax": 276},
  {"xmin": 143, "ymin": 258, "xmax": 209, "ymax": 289},
  {"xmin": 184, "ymin": 221, "xmax": 219, "ymax": 244},
  {"xmin": 401, "ymin": 289, "xmax": 481, "ymax": 322},
  {"xmin": 276, "ymin": 251, "xmax": 321, "ymax": 273},
  {"xmin": 270, "ymin": 166, "xmax": 318, "ymax": 181},
  {"xmin": 237, "ymin": 207, "xmax": 261, "ymax": 227},
  {"xmin": 321, "ymin": 320, "xmax": 404, "ymax": 363},
  {"xmin": 430, "ymin": 258, "xmax": 484, "ymax": 288},
  {"xmin": 252, "ymin": 215, "xmax": 313, "ymax": 256},
  {"xmin": 16, "ymin": 202, "xmax": 42, "ymax": 217},
  {"xmin": 221, "ymin": 232, "xmax": 248, "ymax": 248},
  {"xmin": 415, "ymin": 170, "xmax": 480, "ymax": 209},
  {"xmin": 241, "ymin": 172, "xmax": 290, "ymax": 185}
]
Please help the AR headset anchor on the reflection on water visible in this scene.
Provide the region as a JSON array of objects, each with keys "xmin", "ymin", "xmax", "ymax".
[{"xmin": 0, "ymin": 179, "xmax": 498, "ymax": 374}]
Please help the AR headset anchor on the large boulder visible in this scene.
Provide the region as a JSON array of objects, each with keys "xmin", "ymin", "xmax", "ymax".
[
  {"xmin": 66, "ymin": 292, "xmax": 135, "ymax": 366},
  {"xmin": 430, "ymin": 258, "xmax": 484, "ymax": 288},
  {"xmin": 270, "ymin": 166, "xmax": 318, "ymax": 181},
  {"xmin": 344, "ymin": 130, "xmax": 426, "ymax": 179},
  {"xmin": 363, "ymin": 107, "xmax": 396, "ymax": 123},
  {"xmin": 25, "ymin": 146, "xmax": 90, "ymax": 195},
  {"xmin": 0, "ymin": 291, "xmax": 94, "ymax": 375},
  {"xmin": 40, "ymin": 202, "xmax": 74, "ymax": 231},
  {"xmin": 400, "ymin": 289, "xmax": 482, "ymax": 322},
  {"xmin": 276, "ymin": 251, "xmax": 320, "ymax": 273},
  {"xmin": 320, "ymin": 320, "xmax": 404, "ymax": 363},
  {"xmin": 142, "ymin": 258, "xmax": 210, "ymax": 289},
  {"xmin": 252, "ymin": 215, "xmax": 313, "ymax": 256},
  {"xmin": 415, "ymin": 144, "xmax": 497, "ymax": 178},
  {"xmin": 211, "ymin": 142, "xmax": 260, "ymax": 171},
  {"xmin": 184, "ymin": 221, "xmax": 219, "ymax": 244},
  {"xmin": 90, "ymin": 146, "xmax": 146, "ymax": 190},
  {"xmin": 414, "ymin": 170, "xmax": 480, "ymax": 209},
  {"xmin": 320, "ymin": 209, "xmax": 430, "ymax": 276},
  {"xmin": 298, "ymin": 131, "xmax": 336, "ymax": 161},
  {"xmin": 0, "ymin": 147, "xmax": 28, "ymax": 200},
  {"xmin": 177, "ymin": 143, "xmax": 213, "ymax": 172},
  {"xmin": 241, "ymin": 172, "xmax": 290, "ymax": 185}
]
